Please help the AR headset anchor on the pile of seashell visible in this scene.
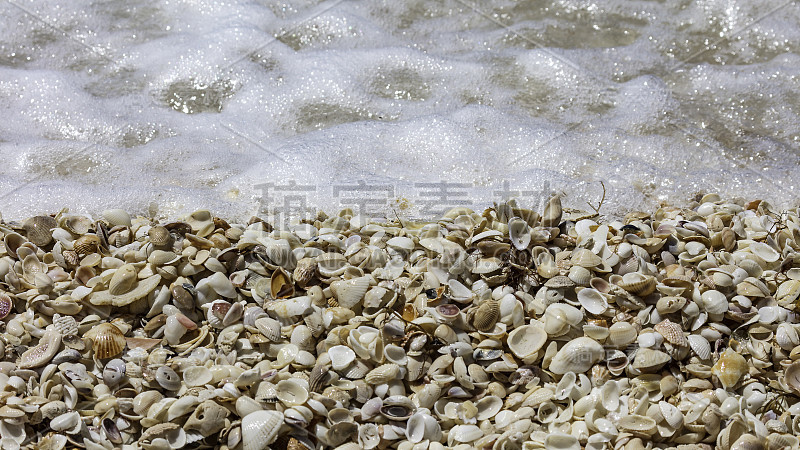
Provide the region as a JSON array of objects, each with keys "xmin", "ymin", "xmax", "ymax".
[{"xmin": 0, "ymin": 194, "xmax": 800, "ymax": 449}]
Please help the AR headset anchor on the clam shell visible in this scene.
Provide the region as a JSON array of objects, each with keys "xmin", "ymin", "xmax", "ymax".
[
  {"xmin": 365, "ymin": 363, "xmax": 400, "ymax": 385},
  {"xmin": 149, "ymin": 226, "xmax": 174, "ymax": 248},
  {"xmin": 103, "ymin": 209, "xmax": 132, "ymax": 227},
  {"xmin": 85, "ymin": 323, "xmax": 126, "ymax": 359},
  {"xmin": 571, "ymin": 248, "xmax": 603, "ymax": 268},
  {"xmin": 577, "ymin": 288, "xmax": 609, "ymax": 315},
  {"xmin": 183, "ymin": 366, "xmax": 213, "ymax": 387},
  {"xmin": 608, "ymin": 322, "xmax": 638, "ymax": 348},
  {"xmin": 541, "ymin": 195, "xmax": 562, "ymax": 228},
  {"xmin": 618, "ymin": 272, "xmax": 656, "ymax": 296},
  {"xmin": 507, "ymin": 324, "xmax": 547, "ymax": 359},
  {"xmin": 276, "ymin": 379, "xmax": 309, "ymax": 406},
  {"xmin": 508, "ymin": 217, "xmax": 532, "ymax": 250},
  {"xmin": 73, "ymin": 234, "xmax": 101, "ymax": 255},
  {"xmin": 270, "ymin": 267, "xmax": 294, "ymax": 299},
  {"xmin": 632, "ymin": 348, "xmax": 671, "ymax": 372},
  {"xmin": 687, "ymin": 334, "xmax": 711, "ymax": 360},
  {"xmin": 549, "ymin": 337, "xmax": 604, "ymax": 374},
  {"xmin": 654, "ymin": 319, "xmax": 688, "ymax": 347},
  {"xmin": 19, "ymin": 331, "xmax": 61, "ymax": 369}
]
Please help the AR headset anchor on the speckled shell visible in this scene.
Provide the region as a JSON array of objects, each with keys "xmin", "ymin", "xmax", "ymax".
[
  {"xmin": 0, "ymin": 293, "xmax": 12, "ymax": 320},
  {"xmin": 654, "ymin": 319, "xmax": 688, "ymax": 347},
  {"xmin": 19, "ymin": 331, "xmax": 61, "ymax": 369},
  {"xmin": 86, "ymin": 323, "xmax": 126, "ymax": 359}
]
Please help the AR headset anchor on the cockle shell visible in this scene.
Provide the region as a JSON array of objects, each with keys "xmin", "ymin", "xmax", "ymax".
[
  {"xmin": 85, "ymin": 323, "xmax": 126, "ymax": 359},
  {"xmin": 365, "ymin": 363, "xmax": 400, "ymax": 385},
  {"xmin": 550, "ymin": 337, "xmax": 604, "ymax": 374},
  {"xmin": 330, "ymin": 276, "xmax": 371, "ymax": 309},
  {"xmin": 470, "ymin": 299, "xmax": 500, "ymax": 332},
  {"xmin": 618, "ymin": 272, "xmax": 656, "ymax": 296},
  {"xmin": 23, "ymin": 215, "xmax": 57, "ymax": 247},
  {"xmin": 654, "ymin": 319, "xmax": 688, "ymax": 347},
  {"xmin": 73, "ymin": 234, "xmax": 101, "ymax": 255},
  {"xmin": 19, "ymin": 331, "xmax": 61, "ymax": 369},
  {"xmin": 687, "ymin": 334, "xmax": 712, "ymax": 360}
]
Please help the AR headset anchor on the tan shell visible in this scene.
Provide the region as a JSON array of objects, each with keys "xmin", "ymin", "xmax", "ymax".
[
  {"xmin": 86, "ymin": 323, "xmax": 126, "ymax": 359},
  {"xmin": 148, "ymin": 226, "xmax": 174, "ymax": 248},
  {"xmin": 654, "ymin": 319, "xmax": 688, "ymax": 347},
  {"xmin": 712, "ymin": 348, "xmax": 748, "ymax": 389},
  {"xmin": 365, "ymin": 363, "xmax": 401, "ymax": 385},
  {"xmin": 270, "ymin": 267, "xmax": 295, "ymax": 299},
  {"xmin": 184, "ymin": 400, "xmax": 229, "ymax": 437},
  {"xmin": 618, "ymin": 273, "xmax": 656, "ymax": 296},
  {"xmin": 631, "ymin": 348, "xmax": 671, "ymax": 372},
  {"xmin": 89, "ymin": 274, "xmax": 161, "ymax": 307},
  {"xmin": 293, "ymin": 258, "xmax": 317, "ymax": 288},
  {"xmin": 73, "ymin": 234, "xmax": 101, "ymax": 256},
  {"xmin": 109, "ymin": 264, "xmax": 138, "ymax": 295},
  {"xmin": 469, "ymin": 299, "xmax": 500, "ymax": 332}
]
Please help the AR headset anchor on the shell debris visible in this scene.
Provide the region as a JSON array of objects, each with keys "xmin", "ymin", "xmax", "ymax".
[{"xmin": 0, "ymin": 198, "xmax": 799, "ymax": 448}]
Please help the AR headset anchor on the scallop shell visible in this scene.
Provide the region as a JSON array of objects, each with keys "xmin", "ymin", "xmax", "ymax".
[
  {"xmin": 19, "ymin": 331, "xmax": 61, "ymax": 369},
  {"xmin": 549, "ymin": 337, "xmax": 604, "ymax": 374},
  {"xmin": 23, "ymin": 215, "xmax": 57, "ymax": 247},
  {"xmin": 85, "ymin": 323, "xmax": 126, "ymax": 359},
  {"xmin": 469, "ymin": 299, "xmax": 500, "ymax": 332}
]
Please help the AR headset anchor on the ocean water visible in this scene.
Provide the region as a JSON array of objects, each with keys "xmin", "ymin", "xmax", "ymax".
[{"xmin": 1, "ymin": 0, "xmax": 799, "ymax": 222}]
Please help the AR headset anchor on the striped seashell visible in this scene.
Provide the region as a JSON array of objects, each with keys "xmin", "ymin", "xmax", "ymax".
[
  {"xmin": 254, "ymin": 317, "xmax": 282, "ymax": 342},
  {"xmin": 255, "ymin": 382, "xmax": 279, "ymax": 403},
  {"xmin": 571, "ymin": 248, "xmax": 603, "ymax": 268},
  {"xmin": 61, "ymin": 215, "xmax": 93, "ymax": 236},
  {"xmin": 342, "ymin": 360, "xmax": 371, "ymax": 380},
  {"xmin": 23, "ymin": 215, "xmax": 57, "ymax": 247},
  {"xmin": 242, "ymin": 410, "xmax": 283, "ymax": 450},
  {"xmin": 309, "ymin": 364, "xmax": 330, "ymax": 393},
  {"xmin": 469, "ymin": 299, "xmax": 500, "ymax": 332},
  {"xmin": 654, "ymin": 319, "xmax": 688, "ymax": 347},
  {"xmin": 617, "ymin": 273, "xmax": 656, "ymax": 296},
  {"xmin": 86, "ymin": 323, "xmax": 126, "ymax": 359},
  {"xmin": 73, "ymin": 234, "xmax": 101, "ymax": 256},
  {"xmin": 631, "ymin": 348, "xmax": 671, "ymax": 372},
  {"xmin": 19, "ymin": 331, "xmax": 62, "ymax": 369},
  {"xmin": 365, "ymin": 363, "xmax": 400, "ymax": 385},
  {"xmin": 52, "ymin": 314, "xmax": 78, "ymax": 336}
]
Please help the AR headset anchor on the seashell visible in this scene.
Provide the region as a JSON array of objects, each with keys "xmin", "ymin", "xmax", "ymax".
[
  {"xmin": 330, "ymin": 276, "xmax": 371, "ymax": 309},
  {"xmin": 365, "ymin": 363, "xmax": 400, "ymax": 385},
  {"xmin": 608, "ymin": 321, "xmax": 638, "ymax": 348},
  {"xmin": 73, "ymin": 234, "xmax": 101, "ymax": 255},
  {"xmin": 541, "ymin": 195, "xmax": 562, "ymax": 228},
  {"xmin": 631, "ymin": 348, "xmax": 671, "ymax": 372},
  {"xmin": 687, "ymin": 334, "xmax": 711, "ymax": 360},
  {"xmin": 102, "ymin": 359, "xmax": 127, "ymax": 386},
  {"xmin": 254, "ymin": 317, "xmax": 282, "ymax": 342},
  {"xmin": 149, "ymin": 226, "xmax": 174, "ymax": 248},
  {"xmin": 19, "ymin": 331, "xmax": 61, "ymax": 369},
  {"xmin": 50, "ymin": 411, "xmax": 81, "ymax": 433},
  {"xmin": 85, "ymin": 323, "xmax": 126, "ymax": 359},
  {"xmin": 606, "ymin": 350, "xmax": 629, "ymax": 376},
  {"xmin": 293, "ymin": 257, "xmax": 317, "ymax": 287},
  {"xmin": 90, "ymin": 273, "xmax": 161, "ymax": 307},
  {"xmin": 108, "ymin": 264, "xmax": 138, "ymax": 295},
  {"xmin": 654, "ymin": 319, "xmax": 688, "ymax": 347},
  {"xmin": 618, "ymin": 272, "xmax": 656, "ymax": 296},
  {"xmin": 748, "ymin": 241, "xmax": 779, "ymax": 263},
  {"xmin": 544, "ymin": 433, "xmax": 580, "ymax": 450},
  {"xmin": 469, "ymin": 299, "xmax": 500, "ymax": 332},
  {"xmin": 270, "ymin": 267, "xmax": 295, "ymax": 299},
  {"xmin": 359, "ymin": 423, "xmax": 381, "ymax": 449},
  {"xmin": 659, "ymin": 400, "xmax": 683, "ymax": 429},
  {"xmin": 276, "ymin": 379, "xmax": 309, "ymax": 406},
  {"xmin": 577, "ymin": 288, "xmax": 608, "ymax": 315},
  {"xmin": 184, "ymin": 400, "xmax": 229, "ymax": 437},
  {"xmin": 380, "ymin": 396, "xmax": 415, "ymax": 421},
  {"xmin": 0, "ymin": 293, "xmax": 12, "ymax": 320},
  {"xmin": 506, "ymin": 324, "xmax": 547, "ymax": 359},
  {"xmin": 571, "ymin": 248, "xmax": 603, "ymax": 268},
  {"xmin": 712, "ymin": 348, "xmax": 748, "ymax": 390},
  {"xmin": 103, "ymin": 209, "xmax": 131, "ymax": 227},
  {"xmin": 618, "ymin": 414, "xmax": 657, "ymax": 435},
  {"xmin": 23, "ymin": 215, "xmax": 57, "ymax": 247},
  {"xmin": 550, "ymin": 337, "xmax": 604, "ymax": 374},
  {"xmin": 508, "ymin": 217, "xmax": 532, "ymax": 250},
  {"xmin": 183, "ymin": 366, "xmax": 213, "ymax": 387},
  {"xmin": 544, "ymin": 303, "xmax": 583, "ymax": 336},
  {"xmin": 155, "ymin": 366, "xmax": 181, "ymax": 391}
]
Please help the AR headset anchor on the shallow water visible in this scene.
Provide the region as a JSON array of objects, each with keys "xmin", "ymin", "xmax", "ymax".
[{"xmin": 1, "ymin": 0, "xmax": 799, "ymax": 222}]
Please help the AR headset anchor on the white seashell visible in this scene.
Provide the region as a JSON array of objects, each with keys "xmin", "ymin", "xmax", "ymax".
[
  {"xmin": 241, "ymin": 410, "xmax": 283, "ymax": 450},
  {"xmin": 275, "ymin": 379, "xmax": 309, "ymax": 406},
  {"xmin": 748, "ymin": 241, "xmax": 779, "ymax": 263},
  {"xmin": 50, "ymin": 411, "xmax": 81, "ymax": 433},
  {"xmin": 449, "ymin": 424, "xmax": 483, "ymax": 444},
  {"xmin": 475, "ymin": 395, "xmax": 503, "ymax": 421},
  {"xmin": 506, "ymin": 324, "xmax": 547, "ymax": 359},
  {"xmin": 266, "ymin": 296, "xmax": 311, "ymax": 319},
  {"xmin": 167, "ymin": 395, "xmax": 199, "ymax": 421},
  {"xmin": 164, "ymin": 314, "xmax": 188, "ymax": 346},
  {"xmin": 577, "ymin": 288, "xmax": 609, "ymax": 315},
  {"xmin": 659, "ymin": 400, "xmax": 683, "ymax": 429},
  {"xmin": 700, "ymin": 290, "xmax": 728, "ymax": 315},
  {"xmin": 183, "ymin": 366, "xmax": 213, "ymax": 387},
  {"xmin": 549, "ymin": 337, "xmax": 604, "ymax": 375},
  {"xmin": 406, "ymin": 412, "xmax": 442, "ymax": 443},
  {"xmin": 329, "ymin": 346, "xmax": 356, "ymax": 371},
  {"xmin": 508, "ymin": 217, "xmax": 532, "ymax": 250},
  {"xmin": 359, "ymin": 423, "xmax": 381, "ymax": 449},
  {"xmin": 687, "ymin": 334, "xmax": 711, "ymax": 359},
  {"xmin": 544, "ymin": 303, "xmax": 583, "ymax": 336},
  {"xmin": 330, "ymin": 276, "xmax": 371, "ymax": 309},
  {"xmin": 544, "ymin": 433, "xmax": 580, "ymax": 450}
]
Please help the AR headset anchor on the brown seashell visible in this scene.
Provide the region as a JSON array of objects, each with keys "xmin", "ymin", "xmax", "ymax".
[
  {"xmin": 86, "ymin": 323, "xmax": 126, "ymax": 359},
  {"xmin": 73, "ymin": 234, "xmax": 101, "ymax": 256},
  {"xmin": 148, "ymin": 226, "xmax": 174, "ymax": 248},
  {"xmin": 270, "ymin": 267, "xmax": 294, "ymax": 299},
  {"xmin": 712, "ymin": 348, "xmax": 748, "ymax": 389},
  {"xmin": 469, "ymin": 299, "xmax": 500, "ymax": 332},
  {"xmin": 23, "ymin": 215, "xmax": 57, "ymax": 247},
  {"xmin": 654, "ymin": 319, "xmax": 688, "ymax": 347},
  {"xmin": 293, "ymin": 258, "xmax": 318, "ymax": 288},
  {"xmin": 309, "ymin": 364, "xmax": 330, "ymax": 393}
]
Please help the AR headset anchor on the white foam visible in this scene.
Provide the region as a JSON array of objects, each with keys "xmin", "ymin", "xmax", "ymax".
[{"xmin": 1, "ymin": 0, "xmax": 799, "ymax": 221}]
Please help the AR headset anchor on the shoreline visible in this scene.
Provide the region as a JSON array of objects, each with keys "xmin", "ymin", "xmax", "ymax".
[{"xmin": 0, "ymin": 195, "xmax": 798, "ymax": 448}]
